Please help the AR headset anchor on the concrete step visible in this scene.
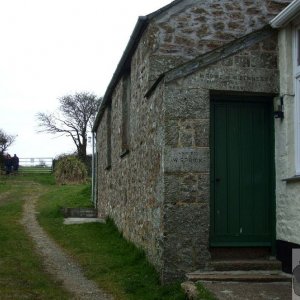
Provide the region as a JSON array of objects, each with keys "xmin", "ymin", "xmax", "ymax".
[
  {"xmin": 63, "ymin": 218, "xmax": 105, "ymax": 225},
  {"xmin": 206, "ymin": 259, "xmax": 282, "ymax": 271},
  {"xmin": 186, "ymin": 270, "xmax": 291, "ymax": 283}
]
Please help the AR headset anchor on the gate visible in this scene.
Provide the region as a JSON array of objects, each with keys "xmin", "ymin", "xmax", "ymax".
[{"xmin": 19, "ymin": 158, "xmax": 53, "ymax": 174}]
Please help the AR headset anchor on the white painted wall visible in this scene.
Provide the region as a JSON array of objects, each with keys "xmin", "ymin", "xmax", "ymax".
[{"xmin": 275, "ymin": 25, "xmax": 300, "ymax": 245}]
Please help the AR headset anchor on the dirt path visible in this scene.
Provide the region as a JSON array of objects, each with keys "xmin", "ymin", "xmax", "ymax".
[{"xmin": 20, "ymin": 184, "xmax": 113, "ymax": 300}]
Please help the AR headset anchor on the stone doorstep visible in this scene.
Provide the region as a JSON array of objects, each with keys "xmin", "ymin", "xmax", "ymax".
[
  {"xmin": 206, "ymin": 259, "xmax": 282, "ymax": 271},
  {"xmin": 186, "ymin": 270, "xmax": 291, "ymax": 283},
  {"xmin": 63, "ymin": 218, "xmax": 106, "ymax": 225}
]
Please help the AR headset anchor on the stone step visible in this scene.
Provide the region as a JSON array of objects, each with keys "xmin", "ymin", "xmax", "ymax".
[
  {"xmin": 186, "ymin": 270, "xmax": 291, "ymax": 283},
  {"xmin": 206, "ymin": 259, "xmax": 282, "ymax": 271},
  {"xmin": 63, "ymin": 218, "xmax": 105, "ymax": 225},
  {"xmin": 61, "ymin": 207, "xmax": 98, "ymax": 218}
]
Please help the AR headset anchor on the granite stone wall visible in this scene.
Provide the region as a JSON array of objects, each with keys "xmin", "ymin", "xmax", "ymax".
[{"xmin": 96, "ymin": 77, "xmax": 165, "ymax": 272}]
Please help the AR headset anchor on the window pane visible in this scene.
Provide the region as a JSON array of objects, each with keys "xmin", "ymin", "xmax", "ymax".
[
  {"xmin": 121, "ymin": 72, "xmax": 130, "ymax": 152},
  {"xmin": 106, "ymin": 102, "xmax": 112, "ymax": 169}
]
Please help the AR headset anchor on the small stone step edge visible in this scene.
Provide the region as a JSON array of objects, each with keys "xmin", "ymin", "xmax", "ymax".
[
  {"xmin": 206, "ymin": 259, "xmax": 282, "ymax": 271},
  {"xmin": 63, "ymin": 218, "xmax": 105, "ymax": 225}
]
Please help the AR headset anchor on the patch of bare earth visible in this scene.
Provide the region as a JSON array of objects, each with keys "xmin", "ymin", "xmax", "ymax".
[
  {"xmin": 0, "ymin": 191, "xmax": 11, "ymax": 205},
  {"xmin": 20, "ymin": 185, "xmax": 113, "ymax": 300}
]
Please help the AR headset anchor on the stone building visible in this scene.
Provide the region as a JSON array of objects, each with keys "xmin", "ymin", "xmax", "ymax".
[{"xmin": 92, "ymin": 0, "xmax": 294, "ymax": 282}]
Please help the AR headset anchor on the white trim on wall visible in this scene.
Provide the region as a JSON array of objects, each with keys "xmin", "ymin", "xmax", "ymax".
[
  {"xmin": 295, "ymin": 26, "xmax": 300, "ymax": 74},
  {"xmin": 296, "ymin": 78, "xmax": 300, "ymax": 174},
  {"xmin": 295, "ymin": 25, "xmax": 300, "ymax": 174}
]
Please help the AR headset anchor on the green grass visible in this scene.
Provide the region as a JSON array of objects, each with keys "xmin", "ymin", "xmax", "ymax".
[
  {"xmin": 37, "ymin": 181, "xmax": 185, "ymax": 300},
  {"xmin": 19, "ymin": 166, "xmax": 53, "ymax": 174},
  {"xmin": 1, "ymin": 172, "xmax": 56, "ymax": 185},
  {"xmin": 0, "ymin": 175, "xmax": 71, "ymax": 299}
]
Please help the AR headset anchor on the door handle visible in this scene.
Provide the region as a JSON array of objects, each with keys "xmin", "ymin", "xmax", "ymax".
[{"xmin": 215, "ymin": 178, "xmax": 221, "ymax": 182}]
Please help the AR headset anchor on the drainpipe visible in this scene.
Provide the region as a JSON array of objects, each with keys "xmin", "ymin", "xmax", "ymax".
[{"xmin": 91, "ymin": 132, "xmax": 96, "ymax": 207}]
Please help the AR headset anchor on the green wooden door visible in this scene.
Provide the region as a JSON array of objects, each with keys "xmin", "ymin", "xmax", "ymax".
[{"xmin": 210, "ymin": 98, "xmax": 274, "ymax": 246}]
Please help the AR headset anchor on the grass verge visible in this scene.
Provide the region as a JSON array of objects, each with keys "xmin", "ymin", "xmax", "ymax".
[
  {"xmin": 36, "ymin": 178, "xmax": 185, "ymax": 300},
  {"xmin": 0, "ymin": 174, "xmax": 71, "ymax": 299}
]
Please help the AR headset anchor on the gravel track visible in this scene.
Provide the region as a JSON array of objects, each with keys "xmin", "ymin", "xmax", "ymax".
[{"xmin": 20, "ymin": 185, "xmax": 113, "ymax": 300}]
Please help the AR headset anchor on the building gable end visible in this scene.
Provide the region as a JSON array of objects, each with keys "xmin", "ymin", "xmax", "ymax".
[{"xmin": 146, "ymin": 26, "xmax": 276, "ymax": 98}]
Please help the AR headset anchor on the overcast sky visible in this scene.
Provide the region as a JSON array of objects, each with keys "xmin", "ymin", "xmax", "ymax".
[{"xmin": 0, "ymin": 0, "xmax": 171, "ymax": 159}]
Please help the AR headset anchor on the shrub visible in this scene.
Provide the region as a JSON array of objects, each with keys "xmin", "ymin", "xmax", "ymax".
[{"xmin": 54, "ymin": 156, "xmax": 87, "ymax": 185}]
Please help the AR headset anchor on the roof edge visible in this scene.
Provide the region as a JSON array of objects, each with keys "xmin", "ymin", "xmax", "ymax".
[
  {"xmin": 146, "ymin": 0, "xmax": 185, "ymax": 19},
  {"xmin": 270, "ymin": 0, "xmax": 300, "ymax": 28},
  {"xmin": 92, "ymin": 0, "xmax": 184, "ymax": 132},
  {"xmin": 92, "ymin": 16, "xmax": 148, "ymax": 132}
]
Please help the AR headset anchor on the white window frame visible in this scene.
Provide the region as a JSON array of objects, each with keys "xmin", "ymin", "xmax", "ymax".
[{"xmin": 294, "ymin": 24, "xmax": 300, "ymax": 175}]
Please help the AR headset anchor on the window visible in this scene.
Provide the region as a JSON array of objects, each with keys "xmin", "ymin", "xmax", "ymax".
[
  {"xmin": 120, "ymin": 71, "xmax": 131, "ymax": 157},
  {"xmin": 106, "ymin": 101, "xmax": 112, "ymax": 170},
  {"xmin": 295, "ymin": 25, "xmax": 300, "ymax": 175}
]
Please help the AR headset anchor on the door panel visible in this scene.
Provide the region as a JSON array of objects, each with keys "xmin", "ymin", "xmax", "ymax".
[{"xmin": 211, "ymin": 98, "xmax": 273, "ymax": 246}]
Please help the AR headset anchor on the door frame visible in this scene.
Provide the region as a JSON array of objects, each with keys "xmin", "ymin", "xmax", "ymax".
[{"xmin": 209, "ymin": 94, "xmax": 276, "ymax": 253}]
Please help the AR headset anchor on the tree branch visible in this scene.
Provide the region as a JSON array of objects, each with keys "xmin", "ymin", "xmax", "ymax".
[{"xmin": 36, "ymin": 92, "xmax": 101, "ymax": 160}]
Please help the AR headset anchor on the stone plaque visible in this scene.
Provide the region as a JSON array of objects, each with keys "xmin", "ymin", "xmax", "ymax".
[{"xmin": 164, "ymin": 148, "xmax": 209, "ymax": 173}]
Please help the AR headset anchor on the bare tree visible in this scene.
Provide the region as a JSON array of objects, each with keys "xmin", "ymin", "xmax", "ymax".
[
  {"xmin": 0, "ymin": 129, "xmax": 16, "ymax": 154},
  {"xmin": 36, "ymin": 92, "xmax": 101, "ymax": 161}
]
